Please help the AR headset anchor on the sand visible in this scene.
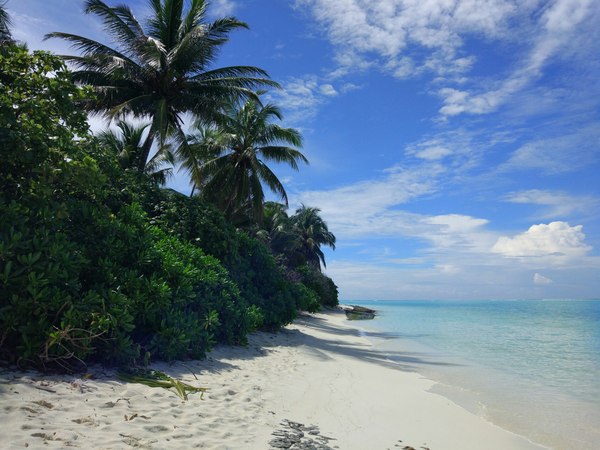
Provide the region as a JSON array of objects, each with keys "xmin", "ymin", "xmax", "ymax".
[{"xmin": 0, "ymin": 310, "xmax": 548, "ymax": 449}]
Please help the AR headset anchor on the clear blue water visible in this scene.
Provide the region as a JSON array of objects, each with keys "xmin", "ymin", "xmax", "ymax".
[{"xmin": 343, "ymin": 299, "xmax": 600, "ymax": 450}]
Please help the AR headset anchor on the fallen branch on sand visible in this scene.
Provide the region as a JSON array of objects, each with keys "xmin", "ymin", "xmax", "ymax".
[{"xmin": 117, "ymin": 369, "xmax": 208, "ymax": 401}]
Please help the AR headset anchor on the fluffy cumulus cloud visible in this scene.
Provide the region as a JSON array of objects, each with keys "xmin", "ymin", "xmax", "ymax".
[{"xmin": 492, "ymin": 221, "xmax": 591, "ymax": 259}]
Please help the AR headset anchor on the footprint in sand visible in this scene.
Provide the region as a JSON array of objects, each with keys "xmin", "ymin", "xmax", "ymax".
[
  {"xmin": 32, "ymin": 400, "xmax": 54, "ymax": 409},
  {"xmin": 144, "ymin": 424, "xmax": 171, "ymax": 433},
  {"xmin": 72, "ymin": 416, "xmax": 97, "ymax": 426}
]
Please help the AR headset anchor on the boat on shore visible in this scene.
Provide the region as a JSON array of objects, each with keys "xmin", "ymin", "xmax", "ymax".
[{"xmin": 341, "ymin": 305, "xmax": 376, "ymax": 320}]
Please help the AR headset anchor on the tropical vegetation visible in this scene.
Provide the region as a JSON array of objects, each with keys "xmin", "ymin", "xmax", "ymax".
[
  {"xmin": 0, "ymin": 0, "xmax": 338, "ymax": 372},
  {"xmin": 45, "ymin": 0, "xmax": 278, "ymax": 171},
  {"xmin": 0, "ymin": 1, "xmax": 12, "ymax": 45},
  {"xmin": 97, "ymin": 120, "xmax": 175, "ymax": 184},
  {"xmin": 182, "ymin": 98, "xmax": 308, "ymax": 224}
]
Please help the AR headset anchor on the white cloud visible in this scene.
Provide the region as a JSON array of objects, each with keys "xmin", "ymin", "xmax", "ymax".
[
  {"xmin": 9, "ymin": 2, "xmax": 104, "ymax": 54},
  {"xmin": 424, "ymin": 213, "xmax": 493, "ymax": 252},
  {"xmin": 492, "ymin": 221, "xmax": 591, "ymax": 259},
  {"xmin": 297, "ymin": 164, "xmax": 442, "ymax": 237},
  {"xmin": 293, "ymin": 0, "xmax": 597, "ymax": 118},
  {"xmin": 295, "ymin": 161, "xmax": 502, "ymax": 262},
  {"xmin": 340, "ymin": 82, "xmax": 362, "ymax": 93},
  {"xmin": 325, "ymin": 258, "xmax": 595, "ymax": 300},
  {"xmin": 438, "ymin": 87, "xmax": 504, "ymax": 116},
  {"xmin": 437, "ymin": 0, "xmax": 597, "ymax": 116},
  {"xmin": 211, "ymin": 0, "xmax": 237, "ymax": 16},
  {"xmin": 325, "ymin": 260, "xmax": 474, "ymax": 300},
  {"xmin": 533, "ymin": 273, "xmax": 553, "ymax": 285},
  {"xmin": 404, "ymin": 130, "xmax": 488, "ymax": 171},
  {"xmin": 504, "ymin": 189, "xmax": 599, "ymax": 219},
  {"xmin": 426, "ymin": 214, "xmax": 489, "ymax": 232},
  {"xmin": 271, "ymin": 76, "xmax": 349, "ymax": 124},
  {"xmin": 501, "ymin": 127, "xmax": 600, "ymax": 174},
  {"xmin": 412, "ymin": 145, "xmax": 453, "ymax": 161},
  {"xmin": 270, "ymin": 76, "xmax": 324, "ymax": 123},
  {"xmin": 319, "ymin": 83, "xmax": 338, "ymax": 96},
  {"xmin": 297, "ymin": 0, "xmax": 521, "ymax": 80}
]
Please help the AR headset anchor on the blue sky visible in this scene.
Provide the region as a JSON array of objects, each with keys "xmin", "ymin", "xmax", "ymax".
[{"xmin": 8, "ymin": 0, "xmax": 600, "ymax": 300}]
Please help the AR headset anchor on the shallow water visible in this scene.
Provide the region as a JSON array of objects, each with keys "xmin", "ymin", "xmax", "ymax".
[{"xmin": 344, "ymin": 299, "xmax": 600, "ymax": 450}]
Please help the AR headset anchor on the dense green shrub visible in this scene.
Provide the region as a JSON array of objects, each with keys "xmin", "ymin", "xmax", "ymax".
[
  {"xmin": 0, "ymin": 200, "xmax": 90, "ymax": 367},
  {"xmin": 297, "ymin": 265, "xmax": 339, "ymax": 307},
  {"xmin": 1, "ymin": 47, "xmax": 96, "ymax": 368},
  {"xmin": 143, "ymin": 188, "xmax": 241, "ymax": 267},
  {"xmin": 67, "ymin": 202, "xmax": 252, "ymax": 364},
  {"xmin": 0, "ymin": 45, "xmax": 338, "ymax": 372},
  {"xmin": 232, "ymin": 233, "xmax": 298, "ymax": 328},
  {"xmin": 0, "ymin": 47, "xmax": 251, "ymax": 369},
  {"xmin": 289, "ymin": 282, "xmax": 321, "ymax": 313},
  {"xmin": 145, "ymin": 189, "xmax": 300, "ymax": 328}
]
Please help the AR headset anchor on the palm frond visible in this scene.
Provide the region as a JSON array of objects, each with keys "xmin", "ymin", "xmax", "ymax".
[
  {"xmin": 48, "ymin": 0, "xmax": 276, "ymax": 176},
  {"xmin": 259, "ymin": 146, "xmax": 308, "ymax": 170},
  {"xmin": 44, "ymin": 32, "xmax": 139, "ymax": 68},
  {"xmin": 256, "ymin": 161, "xmax": 288, "ymax": 204},
  {"xmin": 84, "ymin": 0, "xmax": 145, "ymax": 55}
]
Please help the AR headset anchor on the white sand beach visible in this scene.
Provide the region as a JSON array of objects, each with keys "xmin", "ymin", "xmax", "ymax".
[{"xmin": 0, "ymin": 310, "xmax": 548, "ymax": 449}]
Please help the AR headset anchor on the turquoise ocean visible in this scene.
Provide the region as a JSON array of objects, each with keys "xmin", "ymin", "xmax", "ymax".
[{"xmin": 343, "ymin": 299, "xmax": 600, "ymax": 450}]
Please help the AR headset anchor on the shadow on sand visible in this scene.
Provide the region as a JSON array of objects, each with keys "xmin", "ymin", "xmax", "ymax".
[{"xmin": 171, "ymin": 311, "xmax": 461, "ymax": 377}]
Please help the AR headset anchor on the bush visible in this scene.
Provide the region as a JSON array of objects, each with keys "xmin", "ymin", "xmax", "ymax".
[
  {"xmin": 290, "ymin": 282, "xmax": 321, "ymax": 313},
  {"xmin": 145, "ymin": 189, "xmax": 300, "ymax": 329},
  {"xmin": 297, "ymin": 265, "xmax": 339, "ymax": 307},
  {"xmin": 0, "ymin": 47, "xmax": 251, "ymax": 369},
  {"xmin": 0, "ymin": 44, "xmax": 336, "ymax": 372}
]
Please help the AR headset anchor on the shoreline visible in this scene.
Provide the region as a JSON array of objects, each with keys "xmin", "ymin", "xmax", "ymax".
[{"xmin": 0, "ymin": 310, "xmax": 548, "ymax": 449}]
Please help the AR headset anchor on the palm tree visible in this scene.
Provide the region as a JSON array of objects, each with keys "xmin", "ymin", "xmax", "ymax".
[
  {"xmin": 182, "ymin": 98, "xmax": 308, "ymax": 224},
  {"xmin": 0, "ymin": 1, "xmax": 13, "ymax": 45},
  {"xmin": 97, "ymin": 120, "xmax": 175, "ymax": 184},
  {"xmin": 291, "ymin": 205, "xmax": 336, "ymax": 271},
  {"xmin": 46, "ymin": 0, "xmax": 278, "ymax": 171},
  {"xmin": 256, "ymin": 202, "xmax": 301, "ymax": 257},
  {"xmin": 177, "ymin": 124, "xmax": 225, "ymax": 196}
]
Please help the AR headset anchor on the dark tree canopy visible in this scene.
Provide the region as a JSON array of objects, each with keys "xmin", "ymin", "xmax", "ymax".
[{"xmin": 46, "ymin": 0, "xmax": 278, "ymax": 170}]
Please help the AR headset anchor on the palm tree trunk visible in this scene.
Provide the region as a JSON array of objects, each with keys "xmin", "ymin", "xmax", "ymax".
[{"xmin": 190, "ymin": 183, "xmax": 196, "ymax": 197}]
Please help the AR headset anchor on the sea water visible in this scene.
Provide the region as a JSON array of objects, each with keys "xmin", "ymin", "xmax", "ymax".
[{"xmin": 343, "ymin": 299, "xmax": 600, "ymax": 450}]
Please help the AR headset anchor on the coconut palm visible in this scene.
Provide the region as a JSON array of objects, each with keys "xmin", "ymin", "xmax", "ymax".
[
  {"xmin": 291, "ymin": 205, "xmax": 336, "ymax": 271},
  {"xmin": 46, "ymin": 0, "xmax": 278, "ymax": 171},
  {"xmin": 0, "ymin": 1, "xmax": 13, "ymax": 45},
  {"xmin": 256, "ymin": 202, "xmax": 301, "ymax": 257},
  {"xmin": 177, "ymin": 124, "xmax": 225, "ymax": 196},
  {"xmin": 182, "ymin": 98, "xmax": 308, "ymax": 224},
  {"xmin": 97, "ymin": 120, "xmax": 175, "ymax": 184}
]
